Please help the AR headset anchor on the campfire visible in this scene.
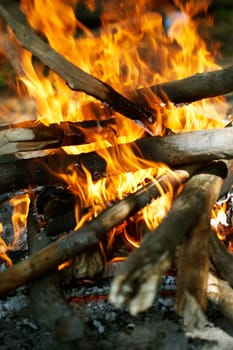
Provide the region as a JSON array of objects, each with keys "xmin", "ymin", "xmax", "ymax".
[{"xmin": 0, "ymin": 0, "xmax": 233, "ymax": 346}]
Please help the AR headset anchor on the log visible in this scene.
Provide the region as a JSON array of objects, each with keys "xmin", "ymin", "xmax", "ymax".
[
  {"xmin": 210, "ymin": 229, "xmax": 233, "ymax": 288},
  {"xmin": 207, "ymin": 272, "xmax": 233, "ymax": 324},
  {"xmin": 109, "ymin": 161, "xmax": 227, "ymax": 316},
  {"xmin": 0, "ymin": 127, "xmax": 232, "ymax": 194},
  {"xmin": 0, "ymin": 168, "xmax": 189, "ymax": 296},
  {"xmin": 27, "ymin": 198, "xmax": 84, "ymax": 343},
  {"xmin": 0, "ymin": 119, "xmax": 117, "ymax": 155},
  {"xmin": 135, "ymin": 64, "xmax": 233, "ymax": 104},
  {"xmin": 0, "ymin": 2, "xmax": 155, "ymax": 133}
]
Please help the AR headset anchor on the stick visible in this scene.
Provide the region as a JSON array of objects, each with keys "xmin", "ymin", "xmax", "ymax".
[
  {"xmin": 0, "ymin": 2, "xmax": 154, "ymax": 132},
  {"xmin": 27, "ymin": 199, "xmax": 84, "ymax": 342},
  {"xmin": 0, "ymin": 127, "xmax": 232, "ymax": 194},
  {"xmin": 0, "ymin": 169, "xmax": 189, "ymax": 296},
  {"xmin": 0, "ymin": 119, "xmax": 116, "ymax": 155},
  {"xmin": 136, "ymin": 64, "xmax": 233, "ymax": 104},
  {"xmin": 109, "ymin": 161, "xmax": 227, "ymax": 316}
]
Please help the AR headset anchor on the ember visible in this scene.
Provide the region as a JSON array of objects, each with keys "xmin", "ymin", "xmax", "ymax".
[{"xmin": 0, "ymin": 0, "xmax": 233, "ymax": 348}]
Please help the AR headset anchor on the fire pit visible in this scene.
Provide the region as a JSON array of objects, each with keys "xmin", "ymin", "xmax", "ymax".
[{"xmin": 0, "ymin": 0, "xmax": 233, "ymax": 349}]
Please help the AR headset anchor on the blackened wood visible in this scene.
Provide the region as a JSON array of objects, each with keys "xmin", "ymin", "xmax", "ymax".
[
  {"xmin": 0, "ymin": 127, "xmax": 232, "ymax": 194},
  {"xmin": 136, "ymin": 64, "xmax": 233, "ymax": 104},
  {"xmin": 0, "ymin": 3, "xmax": 154, "ymax": 132},
  {"xmin": 109, "ymin": 161, "xmax": 226, "ymax": 316},
  {"xmin": 0, "ymin": 168, "xmax": 189, "ymax": 296},
  {"xmin": 27, "ymin": 199, "xmax": 84, "ymax": 342}
]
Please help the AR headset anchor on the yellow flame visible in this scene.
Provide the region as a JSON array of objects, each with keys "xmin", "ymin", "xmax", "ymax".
[{"xmin": 4, "ymin": 0, "xmax": 229, "ymax": 253}]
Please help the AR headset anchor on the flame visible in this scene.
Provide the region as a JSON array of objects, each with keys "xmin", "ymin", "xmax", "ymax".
[
  {"xmin": 18, "ymin": 0, "xmax": 227, "ymax": 131},
  {"xmin": 0, "ymin": 194, "xmax": 30, "ymax": 266},
  {"xmin": 211, "ymin": 198, "xmax": 233, "ymax": 253},
  {"xmin": 2, "ymin": 1, "xmax": 230, "ymax": 259},
  {"xmin": 9, "ymin": 194, "xmax": 30, "ymax": 250}
]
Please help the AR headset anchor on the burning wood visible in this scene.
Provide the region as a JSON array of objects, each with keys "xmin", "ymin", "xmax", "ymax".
[
  {"xmin": 1, "ymin": 1, "xmax": 233, "ymax": 137},
  {"xmin": 0, "ymin": 0, "xmax": 233, "ymax": 340},
  {"xmin": 0, "ymin": 127, "xmax": 232, "ymax": 194},
  {"xmin": 0, "ymin": 2, "xmax": 155, "ymax": 133},
  {"xmin": 0, "ymin": 168, "xmax": 187, "ymax": 296},
  {"xmin": 109, "ymin": 161, "xmax": 227, "ymax": 316}
]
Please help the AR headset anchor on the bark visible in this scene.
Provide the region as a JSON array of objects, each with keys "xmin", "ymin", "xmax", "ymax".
[
  {"xmin": 0, "ymin": 127, "xmax": 232, "ymax": 194},
  {"xmin": 135, "ymin": 64, "xmax": 233, "ymax": 104},
  {"xmin": 0, "ymin": 2, "xmax": 154, "ymax": 133},
  {"xmin": 0, "ymin": 168, "xmax": 188, "ymax": 296},
  {"xmin": 27, "ymin": 199, "xmax": 84, "ymax": 343},
  {"xmin": 109, "ymin": 161, "xmax": 227, "ymax": 316}
]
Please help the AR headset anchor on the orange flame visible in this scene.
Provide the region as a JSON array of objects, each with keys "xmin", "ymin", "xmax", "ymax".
[
  {"xmin": 9, "ymin": 194, "xmax": 30, "ymax": 250},
  {"xmin": 0, "ymin": 223, "xmax": 13, "ymax": 266},
  {"xmin": 3, "ymin": 1, "xmax": 230, "ymax": 255}
]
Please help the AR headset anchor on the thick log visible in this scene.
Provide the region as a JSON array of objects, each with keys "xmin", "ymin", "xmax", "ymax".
[
  {"xmin": 135, "ymin": 65, "xmax": 233, "ymax": 104},
  {"xmin": 0, "ymin": 169, "xmax": 189, "ymax": 296},
  {"xmin": 109, "ymin": 161, "xmax": 227, "ymax": 316},
  {"xmin": 27, "ymin": 199, "xmax": 84, "ymax": 343},
  {"xmin": 0, "ymin": 119, "xmax": 116, "ymax": 155},
  {"xmin": 0, "ymin": 2, "xmax": 154, "ymax": 133},
  {"xmin": 0, "ymin": 127, "xmax": 232, "ymax": 194}
]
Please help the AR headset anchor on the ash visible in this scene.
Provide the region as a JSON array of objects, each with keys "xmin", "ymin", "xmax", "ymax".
[{"xmin": 1, "ymin": 263, "xmax": 233, "ymax": 350}]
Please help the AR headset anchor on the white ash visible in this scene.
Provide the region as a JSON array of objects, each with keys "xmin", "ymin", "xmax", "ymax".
[{"xmin": 0, "ymin": 286, "xmax": 28, "ymax": 320}]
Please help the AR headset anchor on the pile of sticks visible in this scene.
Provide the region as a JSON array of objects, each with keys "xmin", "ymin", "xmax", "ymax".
[{"xmin": 0, "ymin": 0, "xmax": 233, "ymax": 343}]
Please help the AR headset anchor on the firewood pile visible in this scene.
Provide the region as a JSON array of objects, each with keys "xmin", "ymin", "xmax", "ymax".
[{"xmin": 0, "ymin": 0, "xmax": 233, "ymax": 347}]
